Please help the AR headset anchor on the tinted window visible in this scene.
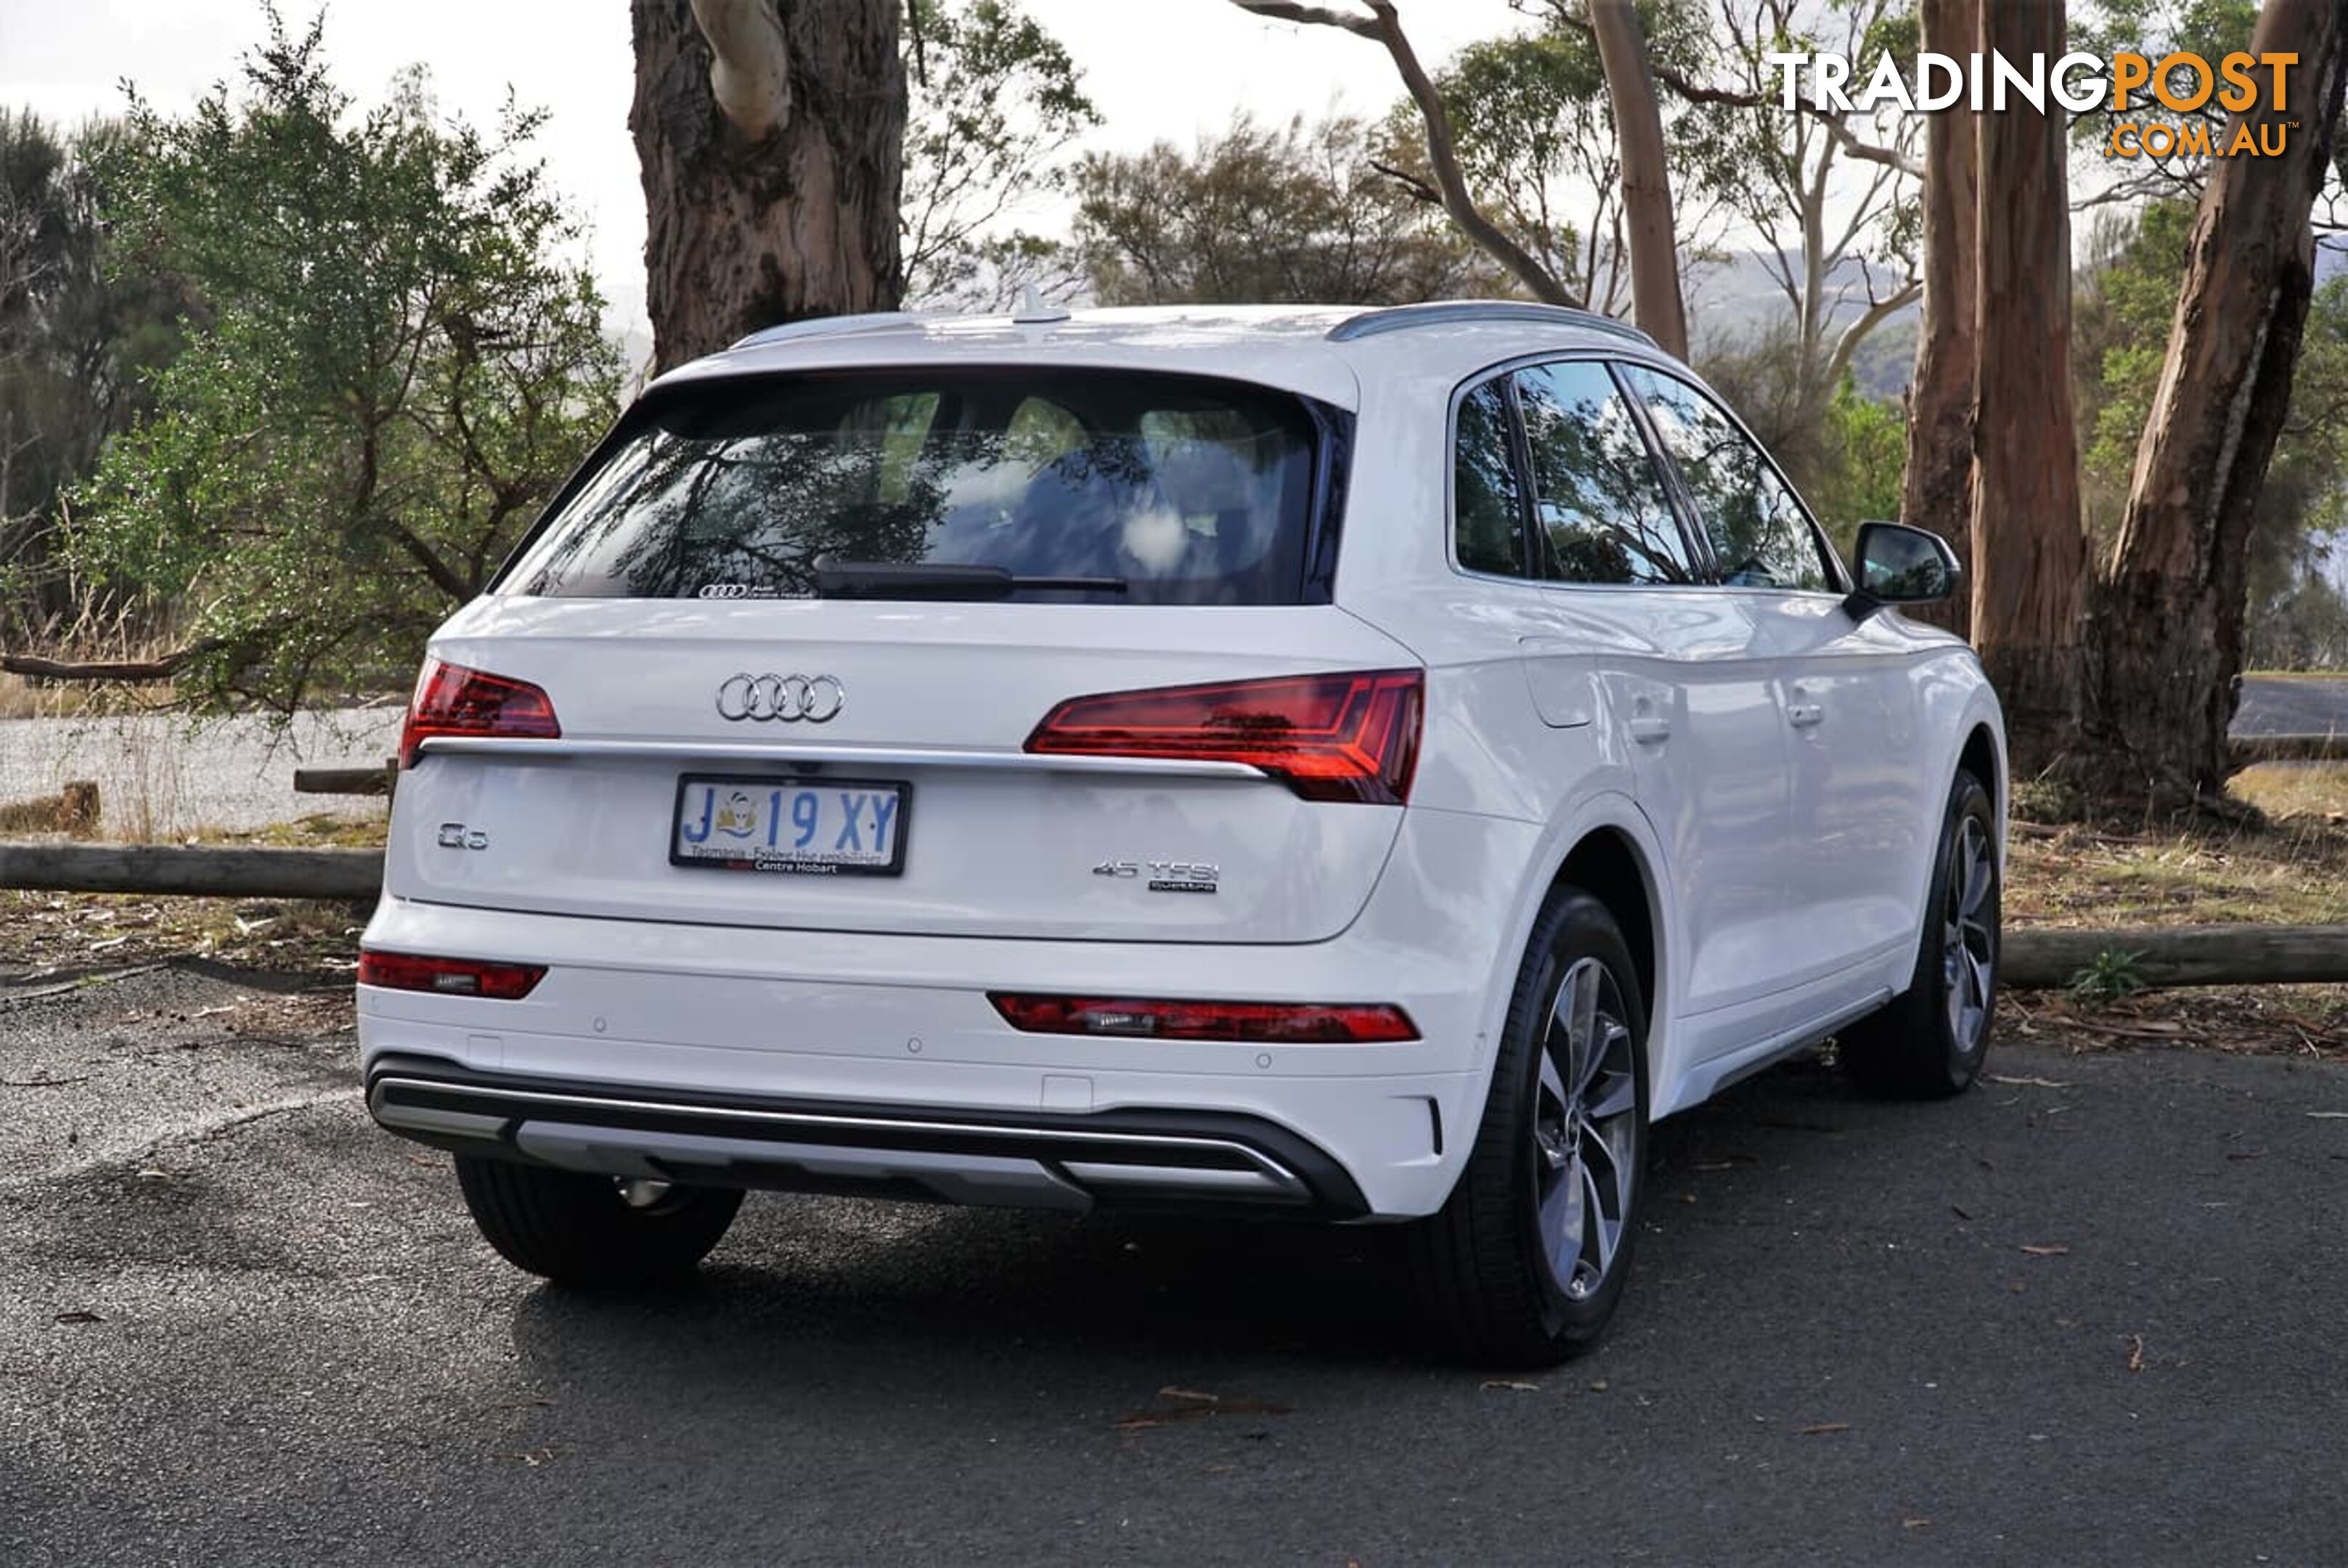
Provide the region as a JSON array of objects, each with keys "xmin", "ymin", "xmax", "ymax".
[
  {"xmin": 501, "ymin": 371, "xmax": 1326, "ymax": 604},
  {"xmin": 1621, "ymin": 366, "xmax": 1833, "ymax": 592},
  {"xmin": 1453, "ymin": 378, "xmax": 1525, "ymax": 577},
  {"xmin": 1514, "ymin": 361, "xmax": 1695, "ymax": 585}
]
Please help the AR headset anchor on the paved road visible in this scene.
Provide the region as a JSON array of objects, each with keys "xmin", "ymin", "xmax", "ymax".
[
  {"xmin": 2233, "ymin": 674, "xmax": 2348, "ymax": 738},
  {"xmin": 3, "ymin": 965, "xmax": 2344, "ymax": 1565},
  {"xmin": 0, "ymin": 707, "xmax": 399, "ymax": 838}
]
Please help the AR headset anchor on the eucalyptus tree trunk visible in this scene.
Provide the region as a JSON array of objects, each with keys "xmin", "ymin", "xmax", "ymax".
[
  {"xmin": 1588, "ymin": 0, "xmax": 1687, "ymax": 357},
  {"xmin": 2087, "ymin": 0, "xmax": 2348, "ymax": 811},
  {"xmin": 1967, "ymin": 0, "xmax": 2084, "ymax": 779},
  {"xmin": 631, "ymin": 0, "xmax": 906, "ymax": 373},
  {"xmin": 1899, "ymin": 0, "xmax": 1978, "ymax": 640}
]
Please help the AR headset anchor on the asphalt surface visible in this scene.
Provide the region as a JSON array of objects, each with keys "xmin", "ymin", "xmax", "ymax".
[
  {"xmin": 2232, "ymin": 674, "xmax": 2348, "ymax": 738},
  {"xmin": 0, "ymin": 707, "xmax": 399, "ymax": 837},
  {"xmin": 2, "ymin": 964, "xmax": 2345, "ymax": 1566}
]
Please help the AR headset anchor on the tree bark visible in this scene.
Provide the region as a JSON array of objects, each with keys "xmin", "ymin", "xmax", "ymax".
[
  {"xmin": 1898, "ymin": 0, "xmax": 1978, "ymax": 640},
  {"xmin": 2087, "ymin": 0, "xmax": 2348, "ymax": 811},
  {"xmin": 0, "ymin": 636, "xmax": 235, "ymax": 682},
  {"xmin": 1587, "ymin": 0, "xmax": 1687, "ymax": 357},
  {"xmin": 631, "ymin": 0, "xmax": 906, "ymax": 373},
  {"xmin": 1968, "ymin": 0, "xmax": 2085, "ymax": 779}
]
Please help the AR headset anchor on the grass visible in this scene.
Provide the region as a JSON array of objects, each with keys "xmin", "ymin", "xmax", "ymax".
[
  {"xmin": 2006, "ymin": 764, "xmax": 2348, "ymax": 930},
  {"xmin": 2232, "ymin": 761, "xmax": 2348, "ymax": 821},
  {"xmin": 203, "ymin": 811, "xmax": 388, "ymax": 850},
  {"xmin": 2000, "ymin": 761, "xmax": 2348, "ymax": 1058}
]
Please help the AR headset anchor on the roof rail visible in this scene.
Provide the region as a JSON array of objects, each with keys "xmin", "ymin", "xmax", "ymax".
[
  {"xmin": 1325, "ymin": 301, "xmax": 1657, "ymax": 348},
  {"xmin": 727, "ymin": 312, "xmax": 927, "ymax": 353}
]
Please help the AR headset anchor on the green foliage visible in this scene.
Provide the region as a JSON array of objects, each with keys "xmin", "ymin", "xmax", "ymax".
[
  {"xmin": 2069, "ymin": 0, "xmax": 2263, "ymax": 186},
  {"xmin": 2074, "ymin": 197, "xmax": 2348, "ymax": 667},
  {"xmin": 70, "ymin": 15, "xmax": 620, "ymax": 714},
  {"xmin": 2077, "ymin": 201, "xmax": 2196, "ymax": 504},
  {"xmin": 901, "ymin": 0, "xmax": 1098, "ymax": 307},
  {"xmin": 2066, "ymin": 948, "xmax": 2148, "ymax": 1005},
  {"xmin": 1809, "ymin": 377, "xmax": 1906, "ymax": 556},
  {"xmin": 1376, "ymin": 1, "xmax": 1722, "ymax": 313},
  {"xmin": 1072, "ymin": 114, "xmax": 1502, "ymax": 307},
  {"xmin": 0, "ymin": 112, "xmax": 192, "ymax": 632}
]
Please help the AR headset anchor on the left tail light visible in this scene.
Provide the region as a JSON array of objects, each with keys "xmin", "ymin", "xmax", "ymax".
[
  {"xmin": 1022, "ymin": 668, "xmax": 1423, "ymax": 804},
  {"xmin": 399, "ymin": 657, "xmax": 560, "ymax": 768},
  {"xmin": 357, "ymin": 950, "xmax": 546, "ymax": 1000}
]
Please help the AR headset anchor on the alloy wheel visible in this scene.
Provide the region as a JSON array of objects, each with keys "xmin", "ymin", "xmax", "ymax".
[
  {"xmin": 1530, "ymin": 956, "xmax": 1641, "ymax": 1300},
  {"xmin": 1941, "ymin": 815, "xmax": 1997, "ymax": 1052}
]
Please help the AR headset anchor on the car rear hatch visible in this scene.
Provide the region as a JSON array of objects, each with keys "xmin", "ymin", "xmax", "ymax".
[{"xmin": 382, "ymin": 362, "xmax": 1417, "ymax": 944}]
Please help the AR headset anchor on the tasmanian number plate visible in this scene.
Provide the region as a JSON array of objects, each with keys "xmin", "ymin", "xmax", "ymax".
[{"xmin": 669, "ymin": 775, "xmax": 909, "ymax": 876}]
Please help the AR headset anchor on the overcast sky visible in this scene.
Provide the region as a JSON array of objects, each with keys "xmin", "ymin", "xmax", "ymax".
[{"xmin": 0, "ymin": 0, "xmax": 1536, "ymax": 338}]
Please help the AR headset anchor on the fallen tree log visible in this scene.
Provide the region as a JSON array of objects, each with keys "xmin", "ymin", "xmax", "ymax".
[
  {"xmin": 2003, "ymin": 923, "xmax": 2348, "ymax": 989},
  {"xmin": 293, "ymin": 764, "xmax": 395, "ymax": 796},
  {"xmin": 0, "ymin": 843, "xmax": 382, "ymax": 899}
]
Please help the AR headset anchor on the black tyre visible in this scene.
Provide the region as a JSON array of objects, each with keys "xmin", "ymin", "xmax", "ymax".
[
  {"xmin": 454, "ymin": 1157, "xmax": 743, "ymax": 1286},
  {"xmin": 1839, "ymin": 768, "xmax": 2000, "ymax": 1099},
  {"xmin": 1411, "ymin": 889, "xmax": 1650, "ymax": 1366}
]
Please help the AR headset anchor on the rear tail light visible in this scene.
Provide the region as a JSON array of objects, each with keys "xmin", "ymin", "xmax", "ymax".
[
  {"xmin": 357, "ymin": 950, "xmax": 547, "ymax": 1000},
  {"xmin": 399, "ymin": 657, "xmax": 560, "ymax": 768},
  {"xmin": 1023, "ymin": 669, "xmax": 1423, "ymax": 804},
  {"xmin": 990, "ymin": 993, "xmax": 1418, "ymax": 1043}
]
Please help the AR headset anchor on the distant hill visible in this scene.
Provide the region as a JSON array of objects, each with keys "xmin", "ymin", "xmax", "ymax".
[{"xmin": 1685, "ymin": 250, "xmax": 1920, "ymax": 401}]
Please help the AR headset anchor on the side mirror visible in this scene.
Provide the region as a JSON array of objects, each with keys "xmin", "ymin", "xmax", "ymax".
[{"xmin": 1844, "ymin": 520, "xmax": 1961, "ymax": 623}]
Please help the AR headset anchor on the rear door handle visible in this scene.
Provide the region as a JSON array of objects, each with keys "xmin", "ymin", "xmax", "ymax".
[
  {"xmin": 1628, "ymin": 710, "xmax": 1672, "ymax": 743},
  {"xmin": 1788, "ymin": 702, "xmax": 1825, "ymax": 729}
]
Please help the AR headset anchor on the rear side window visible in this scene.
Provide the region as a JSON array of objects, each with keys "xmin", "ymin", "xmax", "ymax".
[
  {"xmin": 501, "ymin": 370, "xmax": 1331, "ymax": 604},
  {"xmin": 1620, "ymin": 366, "xmax": 1833, "ymax": 592},
  {"xmin": 1514, "ymin": 361, "xmax": 1696, "ymax": 586},
  {"xmin": 1453, "ymin": 378, "xmax": 1525, "ymax": 577}
]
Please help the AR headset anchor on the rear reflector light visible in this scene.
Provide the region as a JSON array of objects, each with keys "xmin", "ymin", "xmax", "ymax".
[
  {"xmin": 357, "ymin": 950, "xmax": 546, "ymax": 1000},
  {"xmin": 399, "ymin": 657, "xmax": 560, "ymax": 768},
  {"xmin": 1023, "ymin": 669, "xmax": 1423, "ymax": 804},
  {"xmin": 990, "ymin": 993, "xmax": 1418, "ymax": 1043}
]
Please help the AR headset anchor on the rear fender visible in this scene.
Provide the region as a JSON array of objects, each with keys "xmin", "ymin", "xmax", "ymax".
[{"xmin": 1443, "ymin": 789, "xmax": 1679, "ymax": 1181}]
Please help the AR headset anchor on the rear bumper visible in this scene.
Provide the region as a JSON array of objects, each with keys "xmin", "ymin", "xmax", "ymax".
[
  {"xmin": 368, "ymin": 1053, "xmax": 1369, "ymax": 1216},
  {"xmin": 357, "ymin": 803, "xmax": 1543, "ymax": 1216}
]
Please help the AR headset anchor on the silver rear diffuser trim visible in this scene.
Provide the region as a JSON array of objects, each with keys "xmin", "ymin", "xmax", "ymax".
[{"xmin": 369, "ymin": 1072, "xmax": 1324, "ymax": 1212}]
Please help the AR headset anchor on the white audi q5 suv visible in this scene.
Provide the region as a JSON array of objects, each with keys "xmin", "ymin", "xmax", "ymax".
[{"xmin": 359, "ymin": 301, "xmax": 2005, "ymax": 1363}]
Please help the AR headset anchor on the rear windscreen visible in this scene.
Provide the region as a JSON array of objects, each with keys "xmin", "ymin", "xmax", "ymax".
[{"xmin": 500, "ymin": 369, "xmax": 1332, "ymax": 604}]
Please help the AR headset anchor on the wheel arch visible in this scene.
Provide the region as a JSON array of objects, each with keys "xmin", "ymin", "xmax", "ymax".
[
  {"xmin": 1432, "ymin": 796, "xmax": 1679, "ymax": 1216},
  {"xmin": 1549, "ymin": 826, "xmax": 1660, "ymax": 1030},
  {"xmin": 1958, "ymin": 722, "xmax": 2002, "ymax": 822},
  {"xmin": 1469, "ymin": 797, "xmax": 1679, "ymax": 1118}
]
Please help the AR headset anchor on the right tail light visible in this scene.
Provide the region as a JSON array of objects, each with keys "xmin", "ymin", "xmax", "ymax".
[{"xmin": 1022, "ymin": 669, "xmax": 1423, "ymax": 804}]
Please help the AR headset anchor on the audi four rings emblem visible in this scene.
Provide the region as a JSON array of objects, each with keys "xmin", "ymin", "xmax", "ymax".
[{"xmin": 715, "ymin": 673, "xmax": 846, "ymax": 723}]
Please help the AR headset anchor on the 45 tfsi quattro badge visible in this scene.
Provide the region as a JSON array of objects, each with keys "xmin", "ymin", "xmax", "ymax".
[{"xmin": 715, "ymin": 672, "xmax": 844, "ymax": 723}]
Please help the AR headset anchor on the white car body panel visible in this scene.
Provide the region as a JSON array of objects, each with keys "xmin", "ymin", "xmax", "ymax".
[
  {"xmin": 359, "ymin": 303, "xmax": 2006, "ymax": 1220},
  {"xmin": 389, "ymin": 597, "xmax": 1418, "ymax": 943}
]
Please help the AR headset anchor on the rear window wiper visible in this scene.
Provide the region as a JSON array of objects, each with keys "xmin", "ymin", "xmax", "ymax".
[{"xmin": 812, "ymin": 558, "xmax": 1130, "ymax": 600}]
